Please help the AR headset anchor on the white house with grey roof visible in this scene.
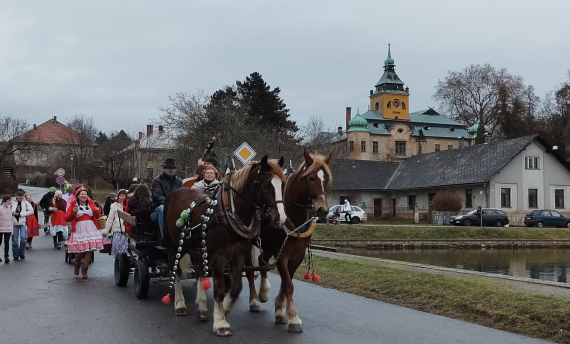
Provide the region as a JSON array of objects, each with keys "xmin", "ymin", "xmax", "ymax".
[
  {"xmin": 330, "ymin": 46, "xmax": 474, "ymax": 162},
  {"xmin": 329, "ymin": 135, "xmax": 570, "ymax": 225}
]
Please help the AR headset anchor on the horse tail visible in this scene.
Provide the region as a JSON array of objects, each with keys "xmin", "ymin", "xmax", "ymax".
[{"xmin": 180, "ymin": 254, "xmax": 193, "ymax": 280}]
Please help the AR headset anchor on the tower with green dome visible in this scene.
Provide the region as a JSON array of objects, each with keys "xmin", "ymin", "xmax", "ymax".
[{"xmin": 369, "ymin": 44, "xmax": 410, "ymax": 120}]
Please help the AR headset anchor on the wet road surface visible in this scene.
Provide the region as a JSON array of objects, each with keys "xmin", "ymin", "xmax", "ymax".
[{"xmin": 0, "ymin": 186, "xmax": 550, "ymax": 343}]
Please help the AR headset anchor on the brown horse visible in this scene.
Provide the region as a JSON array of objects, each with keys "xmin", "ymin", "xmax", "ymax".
[
  {"xmin": 245, "ymin": 148, "xmax": 331, "ymax": 333},
  {"xmin": 162, "ymin": 155, "xmax": 286, "ymax": 337}
]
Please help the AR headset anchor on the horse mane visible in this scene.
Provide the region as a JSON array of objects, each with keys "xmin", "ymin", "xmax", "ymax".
[
  {"xmin": 230, "ymin": 159, "xmax": 286, "ymax": 193},
  {"xmin": 287, "ymin": 154, "xmax": 332, "ymax": 187}
]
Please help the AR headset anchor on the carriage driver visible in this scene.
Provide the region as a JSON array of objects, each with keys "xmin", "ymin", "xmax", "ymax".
[{"xmin": 151, "ymin": 158, "xmax": 183, "ymax": 232}]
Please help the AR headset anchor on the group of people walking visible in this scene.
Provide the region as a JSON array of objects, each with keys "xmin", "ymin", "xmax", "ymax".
[{"xmin": 0, "ymin": 155, "xmax": 219, "ymax": 278}]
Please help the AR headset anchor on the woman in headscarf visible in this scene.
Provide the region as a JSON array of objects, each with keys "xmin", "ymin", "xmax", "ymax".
[
  {"xmin": 64, "ymin": 186, "xmax": 103, "ymax": 278},
  {"xmin": 49, "ymin": 190, "xmax": 67, "ymax": 249},
  {"xmin": 101, "ymin": 189, "xmax": 128, "ymax": 256},
  {"xmin": 25, "ymin": 194, "xmax": 39, "ymax": 249}
]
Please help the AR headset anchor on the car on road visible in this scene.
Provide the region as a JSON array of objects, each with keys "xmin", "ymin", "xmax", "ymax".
[
  {"xmin": 450, "ymin": 208, "xmax": 509, "ymax": 227},
  {"xmin": 524, "ymin": 209, "xmax": 570, "ymax": 228},
  {"xmin": 327, "ymin": 205, "xmax": 367, "ymax": 224}
]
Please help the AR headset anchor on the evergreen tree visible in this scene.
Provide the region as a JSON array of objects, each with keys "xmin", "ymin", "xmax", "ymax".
[{"xmin": 236, "ymin": 72, "xmax": 297, "ymax": 131}]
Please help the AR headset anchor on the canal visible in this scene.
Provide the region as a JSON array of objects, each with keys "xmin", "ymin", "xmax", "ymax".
[{"xmin": 341, "ymin": 248, "xmax": 570, "ymax": 283}]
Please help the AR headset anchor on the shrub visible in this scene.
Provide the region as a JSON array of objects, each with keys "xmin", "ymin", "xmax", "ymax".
[{"xmin": 432, "ymin": 189, "xmax": 463, "ymax": 211}]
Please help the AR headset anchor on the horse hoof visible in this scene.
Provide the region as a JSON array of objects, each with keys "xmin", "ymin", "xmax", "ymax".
[
  {"xmin": 275, "ymin": 316, "xmax": 287, "ymax": 324},
  {"xmin": 259, "ymin": 296, "xmax": 269, "ymax": 303},
  {"xmin": 288, "ymin": 323, "xmax": 303, "ymax": 333},
  {"xmin": 196, "ymin": 310, "xmax": 209, "ymax": 322},
  {"xmin": 249, "ymin": 304, "xmax": 261, "ymax": 312},
  {"xmin": 214, "ymin": 327, "xmax": 232, "ymax": 337},
  {"xmin": 175, "ymin": 308, "xmax": 187, "ymax": 316}
]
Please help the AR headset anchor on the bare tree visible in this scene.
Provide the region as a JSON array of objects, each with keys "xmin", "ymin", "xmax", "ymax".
[
  {"xmin": 433, "ymin": 64, "xmax": 528, "ymax": 141},
  {"xmin": 0, "ymin": 114, "xmax": 31, "ymax": 169},
  {"xmin": 64, "ymin": 114, "xmax": 98, "ymax": 182},
  {"xmin": 94, "ymin": 130, "xmax": 134, "ymax": 188}
]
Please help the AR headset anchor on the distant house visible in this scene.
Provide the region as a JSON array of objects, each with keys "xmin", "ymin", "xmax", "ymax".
[
  {"xmin": 122, "ymin": 125, "xmax": 175, "ymax": 182},
  {"xmin": 329, "ymin": 135, "xmax": 570, "ymax": 225},
  {"xmin": 13, "ymin": 116, "xmax": 80, "ymax": 180}
]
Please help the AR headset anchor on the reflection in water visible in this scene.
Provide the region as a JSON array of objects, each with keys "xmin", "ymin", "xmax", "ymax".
[{"xmin": 341, "ymin": 248, "xmax": 570, "ymax": 283}]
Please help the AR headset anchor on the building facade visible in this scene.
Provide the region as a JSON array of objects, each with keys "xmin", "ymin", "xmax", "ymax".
[
  {"xmin": 331, "ymin": 46, "xmax": 474, "ymax": 162},
  {"xmin": 328, "ymin": 136, "xmax": 570, "ymax": 225}
]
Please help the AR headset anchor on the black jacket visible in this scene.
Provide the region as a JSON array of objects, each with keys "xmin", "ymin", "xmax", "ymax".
[
  {"xmin": 103, "ymin": 196, "xmax": 114, "ymax": 216},
  {"xmin": 39, "ymin": 192, "xmax": 54, "ymax": 215},
  {"xmin": 151, "ymin": 172, "xmax": 182, "ymax": 209}
]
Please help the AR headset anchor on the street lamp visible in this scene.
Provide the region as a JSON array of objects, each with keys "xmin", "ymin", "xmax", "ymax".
[{"xmin": 70, "ymin": 155, "xmax": 74, "ymax": 183}]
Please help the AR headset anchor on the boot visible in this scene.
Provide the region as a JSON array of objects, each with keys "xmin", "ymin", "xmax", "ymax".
[{"xmin": 4, "ymin": 256, "xmax": 9, "ymax": 264}]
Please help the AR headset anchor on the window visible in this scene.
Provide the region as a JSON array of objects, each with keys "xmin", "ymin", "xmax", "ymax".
[
  {"xmin": 349, "ymin": 141, "xmax": 354, "ymax": 152},
  {"xmin": 551, "ymin": 210, "xmax": 563, "ymax": 217},
  {"xmin": 20, "ymin": 153, "xmax": 29, "ymax": 161},
  {"xmin": 408, "ymin": 195, "xmax": 416, "ymax": 210},
  {"xmin": 465, "ymin": 189, "xmax": 473, "ymax": 208},
  {"xmin": 555, "ymin": 189, "xmax": 565, "ymax": 208},
  {"xmin": 146, "ymin": 168, "xmax": 153, "ymax": 179},
  {"xmin": 525, "ymin": 156, "xmax": 540, "ymax": 170},
  {"xmin": 361, "ymin": 141, "xmax": 366, "ymax": 152},
  {"xmin": 447, "ymin": 144, "xmax": 453, "ymax": 150},
  {"xmin": 395, "ymin": 141, "xmax": 406, "ymax": 155},
  {"xmin": 417, "ymin": 142, "xmax": 422, "ymax": 155},
  {"xmin": 435, "ymin": 144, "xmax": 440, "ymax": 152},
  {"xmin": 375, "ymin": 102, "xmax": 379, "ymax": 110},
  {"xmin": 41, "ymin": 153, "xmax": 48, "ymax": 161},
  {"xmin": 528, "ymin": 189, "xmax": 538, "ymax": 208},
  {"xmin": 501, "ymin": 188, "xmax": 511, "ymax": 207},
  {"xmin": 387, "ymin": 101, "xmax": 391, "ymax": 108},
  {"xmin": 373, "ymin": 141, "xmax": 378, "ymax": 153},
  {"xmin": 402, "ymin": 102, "xmax": 406, "ymax": 109}
]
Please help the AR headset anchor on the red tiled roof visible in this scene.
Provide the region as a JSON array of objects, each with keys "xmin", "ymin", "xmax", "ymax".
[{"xmin": 17, "ymin": 117, "xmax": 80, "ymax": 145}]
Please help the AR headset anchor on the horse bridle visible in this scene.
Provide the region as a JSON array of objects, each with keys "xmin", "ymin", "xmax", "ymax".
[
  {"xmin": 289, "ymin": 174, "xmax": 327, "ymax": 217},
  {"xmin": 228, "ymin": 169, "xmax": 283, "ymax": 217}
]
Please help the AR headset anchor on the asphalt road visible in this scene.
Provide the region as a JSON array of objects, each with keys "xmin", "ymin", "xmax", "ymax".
[{"xmin": 0, "ymin": 186, "xmax": 550, "ymax": 344}]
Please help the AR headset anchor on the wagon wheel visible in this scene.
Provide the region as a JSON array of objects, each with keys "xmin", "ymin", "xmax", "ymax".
[
  {"xmin": 134, "ymin": 259, "xmax": 150, "ymax": 299},
  {"xmin": 115, "ymin": 253, "xmax": 130, "ymax": 286}
]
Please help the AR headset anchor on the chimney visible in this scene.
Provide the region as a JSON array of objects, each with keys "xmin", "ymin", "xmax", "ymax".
[
  {"xmin": 147, "ymin": 124, "xmax": 153, "ymax": 137},
  {"xmin": 158, "ymin": 125, "xmax": 164, "ymax": 132},
  {"xmin": 139, "ymin": 132, "xmax": 143, "ymax": 140},
  {"xmin": 337, "ymin": 126, "xmax": 342, "ymax": 134},
  {"xmin": 33, "ymin": 124, "xmax": 37, "ymax": 130},
  {"xmin": 53, "ymin": 116, "xmax": 57, "ymax": 122},
  {"xmin": 345, "ymin": 107, "xmax": 352, "ymax": 131}
]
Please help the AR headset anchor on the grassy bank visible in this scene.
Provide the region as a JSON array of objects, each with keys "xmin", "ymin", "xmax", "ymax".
[
  {"xmin": 91, "ymin": 189, "xmax": 114, "ymax": 204},
  {"xmin": 313, "ymin": 224, "xmax": 570, "ymax": 240},
  {"xmin": 296, "ymin": 256, "xmax": 570, "ymax": 343}
]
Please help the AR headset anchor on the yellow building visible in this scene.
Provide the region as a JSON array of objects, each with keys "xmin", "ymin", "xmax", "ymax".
[{"xmin": 331, "ymin": 46, "xmax": 473, "ymax": 161}]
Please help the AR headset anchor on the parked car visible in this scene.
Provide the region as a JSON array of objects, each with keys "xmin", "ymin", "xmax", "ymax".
[
  {"xmin": 524, "ymin": 210, "xmax": 570, "ymax": 228},
  {"xmin": 327, "ymin": 205, "xmax": 367, "ymax": 224},
  {"xmin": 449, "ymin": 208, "xmax": 509, "ymax": 227}
]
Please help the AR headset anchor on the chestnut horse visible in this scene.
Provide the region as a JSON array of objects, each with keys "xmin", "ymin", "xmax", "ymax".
[
  {"xmin": 245, "ymin": 148, "xmax": 331, "ymax": 332},
  {"xmin": 163, "ymin": 156, "xmax": 286, "ymax": 336}
]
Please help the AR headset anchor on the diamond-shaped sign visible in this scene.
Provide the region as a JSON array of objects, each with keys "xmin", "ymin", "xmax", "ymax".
[{"xmin": 234, "ymin": 142, "xmax": 256, "ymax": 164}]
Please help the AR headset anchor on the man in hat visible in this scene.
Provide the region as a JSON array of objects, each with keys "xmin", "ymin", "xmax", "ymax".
[
  {"xmin": 151, "ymin": 158, "xmax": 182, "ymax": 231},
  {"xmin": 39, "ymin": 187, "xmax": 56, "ymax": 226}
]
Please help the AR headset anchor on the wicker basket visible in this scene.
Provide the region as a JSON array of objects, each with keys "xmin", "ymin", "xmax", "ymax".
[{"xmin": 97, "ymin": 216, "xmax": 107, "ymax": 229}]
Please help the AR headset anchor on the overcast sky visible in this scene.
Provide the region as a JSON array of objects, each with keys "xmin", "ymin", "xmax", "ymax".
[{"xmin": 1, "ymin": 1, "xmax": 569, "ymax": 135}]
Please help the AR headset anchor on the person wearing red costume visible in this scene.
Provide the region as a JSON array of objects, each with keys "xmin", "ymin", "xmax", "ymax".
[{"xmin": 64, "ymin": 186, "xmax": 103, "ymax": 279}]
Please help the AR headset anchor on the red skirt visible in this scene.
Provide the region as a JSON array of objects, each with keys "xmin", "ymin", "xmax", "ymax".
[
  {"xmin": 27, "ymin": 215, "xmax": 40, "ymax": 237},
  {"xmin": 50, "ymin": 210, "xmax": 66, "ymax": 226}
]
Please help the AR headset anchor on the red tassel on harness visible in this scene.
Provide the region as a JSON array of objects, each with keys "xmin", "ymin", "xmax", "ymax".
[
  {"xmin": 162, "ymin": 294, "xmax": 171, "ymax": 305},
  {"xmin": 202, "ymin": 278, "xmax": 211, "ymax": 290},
  {"xmin": 304, "ymin": 271, "xmax": 312, "ymax": 280},
  {"xmin": 311, "ymin": 272, "xmax": 321, "ymax": 283}
]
